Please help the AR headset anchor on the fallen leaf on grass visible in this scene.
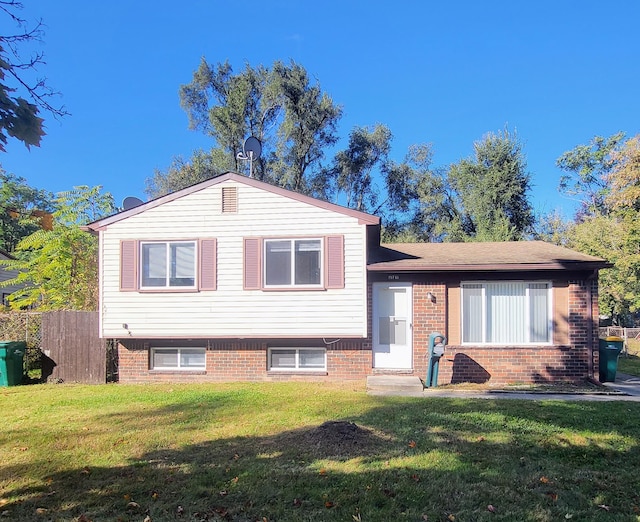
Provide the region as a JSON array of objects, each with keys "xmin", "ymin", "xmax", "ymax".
[
  {"xmin": 411, "ymin": 474, "xmax": 420, "ymax": 482},
  {"xmin": 539, "ymin": 476, "xmax": 550, "ymax": 484},
  {"xmin": 292, "ymin": 498, "xmax": 302, "ymax": 507},
  {"xmin": 565, "ymin": 514, "xmax": 573, "ymax": 519},
  {"xmin": 546, "ymin": 492, "xmax": 558, "ymax": 502},
  {"xmin": 143, "ymin": 516, "xmax": 152, "ymax": 522},
  {"xmin": 325, "ymin": 501, "xmax": 335, "ymax": 508},
  {"xmin": 447, "ymin": 514, "xmax": 456, "ymax": 521},
  {"xmin": 77, "ymin": 514, "xmax": 92, "ymax": 522},
  {"xmin": 176, "ymin": 505, "xmax": 184, "ymax": 516},
  {"xmin": 126, "ymin": 501, "xmax": 139, "ymax": 509},
  {"xmin": 319, "ymin": 468, "xmax": 327, "ymax": 475},
  {"xmin": 597, "ymin": 504, "xmax": 610, "ymax": 511},
  {"xmin": 213, "ymin": 507, "xmax": 228, "ymax": 517},
  {"xmin": 35, "ymin": 508, "xmax": 48, "ymax": 516},
  {"xmin": 408, "ymin": 440, "xmax": 417, "ymax": 448},
  {"xmin": 487, "ymin": 504, "xmax": 496, "ymax": 513}
]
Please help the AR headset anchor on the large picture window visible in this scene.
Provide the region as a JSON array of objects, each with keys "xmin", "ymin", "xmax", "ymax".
[
  {"xmin": 141, "ymin": 241, "xmax": 196, "ymax": 288},
  {"xmin": 462, "ymin": 282, "xmax": 551, "ymax": 345},
  {"xmin": 268, "ymin": 348, "xmax": 327, "ymax": 371},
  {"xmin": 151, "ymin": 347, "xmax": 206, "ymax": 370},
  {"xmin": 264, "ymin": 239, "xmax": 322, "ymax": 287}
]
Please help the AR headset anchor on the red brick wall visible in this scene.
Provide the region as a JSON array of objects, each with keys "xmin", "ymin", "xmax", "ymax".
[
  {"xmin": 117, "ymin": 274, "xmax": 599, "ymax": 385},
  {"xmin": 411, "ymin": 275, "xmax": 599, "ymax": 385},
  {"xmin": 117, "ymin": 338, "xmax": 372, "ymax": 384}
]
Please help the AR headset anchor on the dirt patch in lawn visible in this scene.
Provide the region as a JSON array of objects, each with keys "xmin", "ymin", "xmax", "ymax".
[{"xmin": 267, "ymin": 420, "xmax": 391, "ymax": 460}]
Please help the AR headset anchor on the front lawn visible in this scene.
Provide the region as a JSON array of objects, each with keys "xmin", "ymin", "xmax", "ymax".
[{"xmin": 1, "ymin": 382, "xmax": 640, "ymax": 521}]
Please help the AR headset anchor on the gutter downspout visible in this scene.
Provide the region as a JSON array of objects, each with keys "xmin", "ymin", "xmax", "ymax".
[{"xmin": 586, "ymin": 270, "xmax": 598, "ymax": 380}]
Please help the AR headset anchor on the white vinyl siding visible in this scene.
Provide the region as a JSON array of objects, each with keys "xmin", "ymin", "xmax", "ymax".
[
  {"xmin": 99, "ymin": 180, "xmax": 368, "ymax": 338},
  {"xmin": 151, "ymin": 347, "xmax": 206, "ymax": 370},
  {"xmin": 268, "ymin": 347, "xmax": 327, "ymax": 371},
  {"xmin": 462, "ymin": 281, "xmax": 552, "ymax": 345}
]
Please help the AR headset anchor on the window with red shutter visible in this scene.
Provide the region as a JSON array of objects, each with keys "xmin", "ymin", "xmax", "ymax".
[
  {"xmin": 325, "ymin": 235, "xmax": 344, "ymax": 289},
  {"xmin": 243, "ymin": 238, "xmax": 261, "ymax": 290},
  {"xmin": 120, "ymin": 240, "xmax": 138, "ymax": 291}
]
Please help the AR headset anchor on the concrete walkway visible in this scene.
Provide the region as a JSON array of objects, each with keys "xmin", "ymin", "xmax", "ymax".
[{"xmin": 367, "ymin": 372, "xmax": 640, "ymax": 401}]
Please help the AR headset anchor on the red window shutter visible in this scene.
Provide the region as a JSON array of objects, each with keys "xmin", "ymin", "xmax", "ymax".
[
  {"xmin": 243, "ymin": 238, "xmax": 261, "ymax": 290},
  {"xmin": 325, "ymin": 235, "xmax": 344, "ymax": 289},
  {"xmin": 120, "ymin": 240, "xmax": 138, "ymax": 291},
  {"xmin": 199, "ymin": 239, "xmax": 217, "ymax": 291}
]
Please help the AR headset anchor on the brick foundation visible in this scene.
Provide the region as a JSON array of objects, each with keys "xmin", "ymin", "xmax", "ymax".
[{"xmin": 117, "ymin": 338, "xmax": 373, "ymax": 384}]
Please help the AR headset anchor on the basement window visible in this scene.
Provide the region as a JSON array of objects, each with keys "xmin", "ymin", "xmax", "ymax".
[
  {"xmin": 268, "ymin": 347, "xmax": 326, "ymax": 371},
  {"xmin": 151, "ymin": 347, "xmax": 206, "ymax": 370}
]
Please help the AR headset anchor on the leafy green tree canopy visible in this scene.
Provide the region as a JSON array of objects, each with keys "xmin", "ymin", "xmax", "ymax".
[
  {"xmin": 147, "ymin": 60, "xmax": 342, "ymax": 199},
  {"xmin": 0, "ymin": 186, "xmax": 115, "ymax": 310},
  {"xmin": 561, "ymin": 133, "xmax": 640, "ymax": 324},
  {"xmin": 326, "ymin": 124, "xmax": 392, "ymax": 212},
  {"xmin": 383, "ymin": 130, "xmax": 535, "ymax": 242},
  {"xmin": 447, "ymin": 129, "xmax": 534, "ymax": 241},
  {"xmin": 0, "ymin": 167, "xmax": 53, "ymax": 252},
  {"xmin": 556, "ymin": 132, "xmax": 625, "ymax": 217}
]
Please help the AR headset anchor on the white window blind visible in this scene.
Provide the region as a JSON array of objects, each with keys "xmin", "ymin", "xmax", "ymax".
[{"xmin": 462, "ymin": 282, "xmax": 551, "ymax": 344}]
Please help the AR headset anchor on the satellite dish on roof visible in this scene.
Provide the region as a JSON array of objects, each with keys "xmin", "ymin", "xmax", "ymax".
[
  {"xmin": 122, "ymin": 196, "xmax": 144, "ymax": 210},
  {"xmin": 236, "ymin": 136, "xmax": 262, "ymax": 178}
]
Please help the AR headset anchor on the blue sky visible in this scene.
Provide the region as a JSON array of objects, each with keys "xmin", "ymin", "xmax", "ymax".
[{"xmin": 3, "ymin": 1, "xmax": 639, "ymax": 218}]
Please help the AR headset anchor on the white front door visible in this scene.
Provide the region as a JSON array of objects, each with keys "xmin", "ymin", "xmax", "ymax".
[{"xmin": 373, "ymin": 283, "xmax": 413, "ymax": 369}]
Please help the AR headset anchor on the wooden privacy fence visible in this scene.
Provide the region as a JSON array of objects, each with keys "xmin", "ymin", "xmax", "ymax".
[{"xmin": 41, "ymin": 311, "xmax": 106, "ymax": 384}]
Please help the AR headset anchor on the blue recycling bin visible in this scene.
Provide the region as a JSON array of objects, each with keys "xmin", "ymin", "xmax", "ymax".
[{"xmin": 598, "ymin": 336, "xmax": 624, "ymax": 383}]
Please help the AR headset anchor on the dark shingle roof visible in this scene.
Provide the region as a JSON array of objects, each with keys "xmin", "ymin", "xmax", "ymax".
[{"xmin": 368, "ymin": 241, "xmax": 611, "ymax": 272}]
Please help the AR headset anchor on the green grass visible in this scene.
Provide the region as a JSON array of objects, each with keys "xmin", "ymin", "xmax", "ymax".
[
  {"xmin": 618, "ymin": 338, "xmax": 640, "ymax": 376},
  {"xmin": 2, "ymin": 382, "xmax": 640, "ymax": 521}
]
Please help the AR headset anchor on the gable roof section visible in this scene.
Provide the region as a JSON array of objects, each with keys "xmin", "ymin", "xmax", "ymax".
[
  {"xmin": 84, "ymin": 172, "xmax": 380, "ymax": 231},
  {"xmin": 369, "ymin": 241, "xmax": 611, "ymax": 272}
]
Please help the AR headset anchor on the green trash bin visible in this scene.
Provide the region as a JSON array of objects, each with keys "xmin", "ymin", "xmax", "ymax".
[
  {"xmin": 598, "ymin": 336, "xmax": 624, "ymax": 383},
  {"xmin": 0, "ymin": 341, "xmax": 26, "ymax": 387}
]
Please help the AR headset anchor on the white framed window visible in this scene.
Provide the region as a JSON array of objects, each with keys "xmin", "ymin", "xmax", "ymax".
[
  {"xmin": 461, "ymin": 281, "xmax": 552, "ymax": 345},
  {"xmin": 264, "ymin": 238, "xmax": 322, "ymax": 287},
  {"xmin": 141, "ymin": 241, "xmax": 196, "ymax": 289},
  {"xmin": 151, "ymin": 347, "xmax": 206, "ymax": 370},
  {"xmin": 268, "ymin": 347, "xmax": 327, "ymax": 371}
]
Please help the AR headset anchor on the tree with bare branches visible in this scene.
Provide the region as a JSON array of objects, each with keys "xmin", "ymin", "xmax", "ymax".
[{"xmin": 0, "ymin": 1, "xmax": 68, "ymax": 152}]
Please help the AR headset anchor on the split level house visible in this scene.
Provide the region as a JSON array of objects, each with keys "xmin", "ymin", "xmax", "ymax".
[{"xmin": 85, "ymin": 172, "xmax": 611, "ymax": 385}]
